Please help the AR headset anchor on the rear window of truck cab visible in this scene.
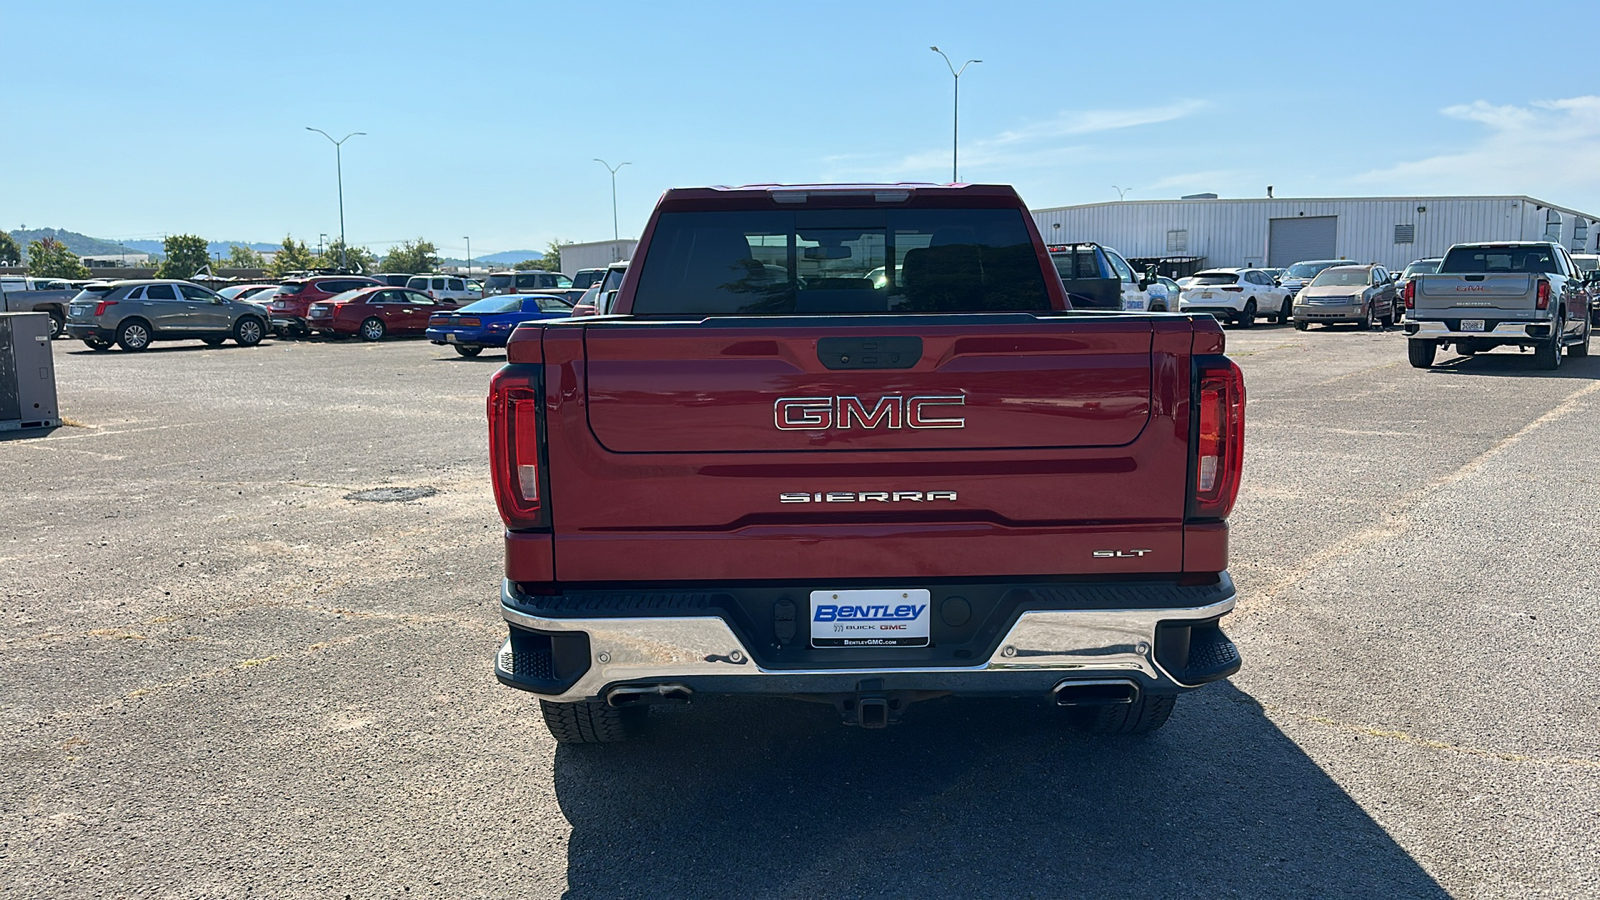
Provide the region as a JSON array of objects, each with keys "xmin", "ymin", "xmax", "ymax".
[
  {"xmin": 1441, "ymin": 247, "xmax": 1558, "ymax": 273},
  {"xmin": 629, "ymin": 208, "xmax": 1051, "ymax": 316}
]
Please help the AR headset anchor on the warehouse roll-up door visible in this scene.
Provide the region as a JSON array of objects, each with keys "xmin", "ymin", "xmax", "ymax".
[{"xmin": 1268, "ymin": 216, "xmax": 1337, "ymax": 267}]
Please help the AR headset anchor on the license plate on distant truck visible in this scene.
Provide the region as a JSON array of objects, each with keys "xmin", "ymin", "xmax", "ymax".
[
  {"xmin": 810, "ymin": 589, "xmax": 931, "ymax": 648},
  {"xmin": 1461, "ymin": 319, "xmax": 1485, "ymax": 332}
]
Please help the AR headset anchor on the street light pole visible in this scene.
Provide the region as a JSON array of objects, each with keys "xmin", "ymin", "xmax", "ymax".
[
  {"xmin": 930, "ymin": 47, "xmax": 981, "ymax": 184},
  {"xmin": 593, "ymin": 159, "xmax": 631, "ymax": 242},
  {"xmin": 306, "ymin": 127, "xmax": 365, "ymax": 269},
  {"xmin": 463, "ymin": 236, "xmax": 471, "ymax": 278}
]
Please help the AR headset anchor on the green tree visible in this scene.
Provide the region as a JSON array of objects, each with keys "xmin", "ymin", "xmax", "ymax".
[
  {"xmin": 26, "ymin": 238, "xmax": 90, "ymax": 279},
  {"xmin": 0, "ymin": 231, "xmax": 21, "ymax": 266},
  {"xmin": 227, "ymin": 245, "xmax": 266, "ymax": 269},
  {"xmin": 380, "ymin": 238, "xmax": 440, "ymax": 274},
  {"xmin": 268, "ymin": 235, "xmax": 318, "ymax": 277},
  {"xmin": 317, "ymin": 239, "xmax": 379, "ymax": 273},
  {"xmin": 155, "ymin": 234, "xmax": 210, "ymax": 279}
]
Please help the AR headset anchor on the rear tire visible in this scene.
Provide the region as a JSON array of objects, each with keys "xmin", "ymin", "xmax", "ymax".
[
  {"xmin": 1408, "ymin": 339, "xmax": 1437, "ymax": 368},
  {"xmin": 83, "ymin": 338, "xmax": 112, "ymax": 351},
  {"xmin": 115, "ymin": 319, "xmax": 151, "ymax": 352},
  {"xmin": 359, "ymin": 317, "xmax": 386, "ymax": 342},
  {"xmin": 1535, "ymin": 315, "xmax": 1564, "ymax": 370},
  {"xmin": 453, "ymin": 345, "xmax": 483, "ymax": 357},
  {"xmin": 48, "ymin": 312, "xmax": 66, "ymax": 339},
  {"xmin": 1066, "ymin": 693, "xmax": 1176, "ymax": 735},
  {"xmin": 539, "ymin": 699, "xmax": 646, "ymax": 744},
  {"xmin": 1236, "ymin": 299, "xmax": 1256, "ymax": 328},
  {"xmin": 1277, "ymin": 298, "xmax": 1292, "ymax": 324}
]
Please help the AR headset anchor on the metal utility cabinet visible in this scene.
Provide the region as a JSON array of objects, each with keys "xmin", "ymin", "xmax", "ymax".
[{"xmin": 0, "ymin": 312, "xmax": 60, "ymax": 431}]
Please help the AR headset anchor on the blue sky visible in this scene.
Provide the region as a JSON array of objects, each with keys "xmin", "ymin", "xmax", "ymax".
[{"xmin": 4, "ymin": 0, "xmax": 1597, "ymax": 258}]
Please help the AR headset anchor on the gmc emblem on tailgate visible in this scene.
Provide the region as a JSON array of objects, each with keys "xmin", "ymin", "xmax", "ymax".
[{"xmin": 774, "ymin": 395, "xmax": 966, "ymax": 431}]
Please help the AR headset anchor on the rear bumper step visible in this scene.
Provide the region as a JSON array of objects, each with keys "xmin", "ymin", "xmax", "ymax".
[{"xmin": 494, "ymin": 579, "xmax": 1239, "ymax": 703}]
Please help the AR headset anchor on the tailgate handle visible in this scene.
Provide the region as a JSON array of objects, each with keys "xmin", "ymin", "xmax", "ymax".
[{"xmin": 817, "ymin": 336, "xmax": 922, "ymax": 370}]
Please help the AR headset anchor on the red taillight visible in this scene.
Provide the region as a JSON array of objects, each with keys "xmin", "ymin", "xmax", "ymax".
[
  {"xmin": 1221, "ymin": 286, "xmax": 1244, "ymax": 292},
  {"xmin": 488, "ymin": 370, "xmax": 547, "ymax": 530},
  {"xmin": 93, "ymin": 299, "xmax": 117, "ymax": 316},
  {"xmin": 1193, "ymin": 359, "xmax": 1245, "ymax": 520},
  {"xmin": 1403, "ymin": 280, "xmax": 1415, "ymax": 309},
  {"xmin": 1536, "ymin": 279, "xmax": 1550, "ymax": 310}
]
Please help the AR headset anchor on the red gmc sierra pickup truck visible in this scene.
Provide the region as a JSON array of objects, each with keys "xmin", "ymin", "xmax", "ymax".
[{"xmin": 489, "ymin": 183, "xmax": 1244, "ymax": 743}]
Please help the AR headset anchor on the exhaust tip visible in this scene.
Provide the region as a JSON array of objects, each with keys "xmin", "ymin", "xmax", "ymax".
[
  {"xmin": 1053, "ymin": 679, "xmax": 1139, "ymax": 707},
  {"xmin": 606, "ymin": 684, "xmax": 693, "ymax": 707}
]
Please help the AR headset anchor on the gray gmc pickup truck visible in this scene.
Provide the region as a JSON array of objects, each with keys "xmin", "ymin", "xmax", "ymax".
[{"xmin": 1403, "ymin": 241, "xmax": 1591, "ymax": 369}]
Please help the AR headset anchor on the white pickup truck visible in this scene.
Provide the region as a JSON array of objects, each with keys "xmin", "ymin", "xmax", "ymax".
[{"xmin": 1403, "ymin": 241, "xmax": 1591, "ymax": 369}]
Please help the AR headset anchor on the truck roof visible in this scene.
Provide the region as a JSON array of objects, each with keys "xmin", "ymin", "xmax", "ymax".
[{"xmin": 661, "ymin": 183, "xmax": 1027, "ymax": 210}]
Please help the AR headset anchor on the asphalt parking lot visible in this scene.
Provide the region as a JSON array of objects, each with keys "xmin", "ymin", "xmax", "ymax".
[{"xmin": 4, "ymin": 325, "xmax": 1598, "ymax": 898}]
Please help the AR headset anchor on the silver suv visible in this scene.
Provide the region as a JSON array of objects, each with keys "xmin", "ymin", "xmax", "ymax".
[{"xmin": 64, "ymin": 280, "xmax": 272, "ymax": 352}]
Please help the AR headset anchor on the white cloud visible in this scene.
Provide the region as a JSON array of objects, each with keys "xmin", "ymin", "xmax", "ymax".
[
  {"xmin": 1355, "ymin": 96, "xmax": 1600, "ymax": 207},
  {"xmin": 822, "ymin": 99, "xmax": 1205, "ymax": 182}
]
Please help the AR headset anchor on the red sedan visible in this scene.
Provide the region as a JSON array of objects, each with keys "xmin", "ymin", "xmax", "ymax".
[{"xmin": 306, "ymin": 287, "xmax": 461, "ymax": 341}]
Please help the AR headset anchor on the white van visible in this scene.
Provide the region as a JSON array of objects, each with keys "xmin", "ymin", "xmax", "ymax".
[{"xmin": 404, "ymin": 275, "xmax": 481, "ymax": 304}]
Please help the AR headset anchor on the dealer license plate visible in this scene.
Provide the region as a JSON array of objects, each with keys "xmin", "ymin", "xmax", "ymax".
[
  {"xmin": 1460, "ymin": 319, "xmax": 1485, "ymax": 332},
  {"xmin": 810, "ymin": 589, "xmax": 931, "ymax": 648},
  {"xmin": 1201, "ymin": 291, "xmax": 1214, "ymax": 299}
]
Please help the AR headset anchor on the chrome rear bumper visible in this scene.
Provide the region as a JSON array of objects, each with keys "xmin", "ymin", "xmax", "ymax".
[{"xmin": 496, "ymin": 581, "xmax": 1237, "ymax": 703}]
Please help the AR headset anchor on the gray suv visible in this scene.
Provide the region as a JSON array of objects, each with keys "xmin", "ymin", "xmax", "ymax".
[{"xmin": 64, "ymin": 280, "xmax": 271, "ymax": 351}]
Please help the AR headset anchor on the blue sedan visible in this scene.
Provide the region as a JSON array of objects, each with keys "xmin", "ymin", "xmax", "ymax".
[{"xmin": 426, "ymin": 293, "xmax": 574, "ymax": 357}]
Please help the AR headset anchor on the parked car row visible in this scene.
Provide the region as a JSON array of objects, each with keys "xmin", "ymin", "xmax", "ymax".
[{"xmin": 59, "ymin": 274, "xmax": 580, "ymax": 353}]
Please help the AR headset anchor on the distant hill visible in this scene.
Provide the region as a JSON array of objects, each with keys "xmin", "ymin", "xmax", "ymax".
[
  {"xmin": 475, "ymin": 249, "xmax": 543, "ymax": 265},
  {"xmin": 10, "ymin": 228, "xmax": 127, "ymax": 259},
  {"xmin": 7, "ymin": 229, "xmax": 280, "ymax": 262}
]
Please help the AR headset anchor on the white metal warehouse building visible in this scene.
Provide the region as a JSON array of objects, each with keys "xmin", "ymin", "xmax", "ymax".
[{"xmin": 1030, "ymin": 196, "xmax": 1600, "ymax": 272}]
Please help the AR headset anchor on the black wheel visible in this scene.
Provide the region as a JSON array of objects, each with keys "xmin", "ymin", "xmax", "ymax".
[
  {"xmin": 1277, "ymin": 298, "xmax": 1292, "ymax": 324},
  {"xmin": 234, "ymin": 317, "xmax": 265, "ymax": 347},
  {"xmin": 48, "ymin": 313, "xmax": 66, "ymax": 339},
  {"xmin": 539, "ymin": 699, "xmax": 646, "ymax": 744},
  {"xmin": 201, "ymin": 337, "xmax": 226, "ymax": 347},
  {"xmin": 1407, "ymin": 340, "xmax": 1437, "ymax": 368},
  {"xmin": 1568, "ymin": 318, "xmax": 1590, "ymax": 358},
  {"xmin": 1363, "ymin": 303, "xmax": 1377, "ymax": 330},
  {"xmin": 115, "ymin": 319, "xmax": 152, "ymax": 352},
  {"xmin": 1294, "ymin": 321, "xmax": 1309, "ymax": 332},
  {"xmin": 1236, "ymin": 299, "xmax": 1256, "ymax": 328},
  {"xmin": 83, "ymin": 337, "xmax": 112, "ymax": 351},
  {"xmin": 453, "ymin": 344, "xmax": 483, "ymax": 357},
  {"xmin": 1381, "ymin": 306, "xmax": 1395, "ymax": 327},
  {"xmin": 359, "ymin": 317, "xmax": 386, "ymax": 342},
  {"xmin": 1535, "ymin": 314, "xmax": 1563, "ymax": 370},
  {"xmin": 1065, "ymin": 692, "xmax": 1176, "ymax": 735}
]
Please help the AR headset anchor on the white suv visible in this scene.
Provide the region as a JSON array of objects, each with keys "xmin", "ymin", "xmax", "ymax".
[
  {"xmin": 405, "ymin": 275, "xmax": 481, "ymax": 304},
  {"xmin": 1178, "ymin": 268, "xmax": 1293, "ymax": 327}
]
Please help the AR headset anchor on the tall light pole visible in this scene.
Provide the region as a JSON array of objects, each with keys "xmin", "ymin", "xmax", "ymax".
[
  {"xmin": 463, "ymin": 236, "xmax": 471, "ymax": 277},
  {"xmin": 593, "ymin": 159, "xmax": 630, "ymax": 242},
  {"xmin": 930, "ymin": 47, "xmax": 981, "ymax": 184},
  {"xmin": 305, "ymin": 127, "xmax": 365, "ymax": 269}
]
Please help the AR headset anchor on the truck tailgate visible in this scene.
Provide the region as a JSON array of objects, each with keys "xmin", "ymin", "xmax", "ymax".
[
  {"xmin": 540, "ymin": 315, "xmax": 1203, "ymax": 583},
  {"xmin": 1415, "ymin": 273, "xmax": 1537, "ymax": 314}
]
